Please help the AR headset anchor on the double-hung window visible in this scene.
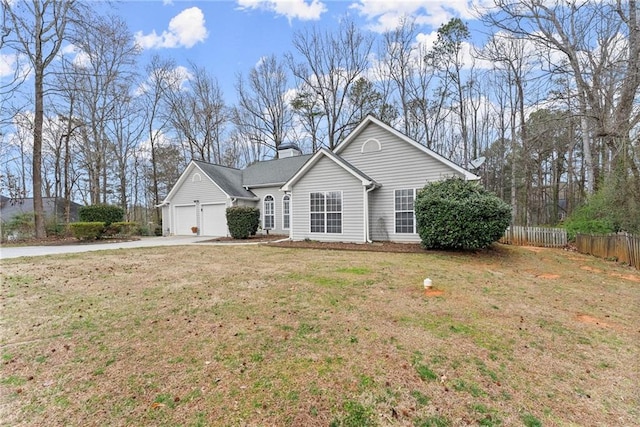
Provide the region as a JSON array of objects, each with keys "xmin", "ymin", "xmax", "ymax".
[
  {"xmin": 310, "ymin": 191, "xmax": 342, "ymax": 233},
  {"xmin": 263, "ymin": 195, "xmax": 275, "ymax": 229},
  {"xmin": 395, "ymin": 189, "xmax": 415, "ymax": 233}
]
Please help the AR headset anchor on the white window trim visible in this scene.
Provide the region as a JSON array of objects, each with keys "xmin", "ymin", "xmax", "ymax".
[
  {"xmin": 309, "ymin": 191, "xmax": 343, "ymax": 234},
  {"xmin": 282, "ymin": 194, "xmax": 291, "ymax": 230},
  {"xmin": 393, "ymin": 188, "xmax": 417, "ymax": 234},
  {"xmin": 263, "ymin": 194, "xmax": 275, "ymax": 230}
]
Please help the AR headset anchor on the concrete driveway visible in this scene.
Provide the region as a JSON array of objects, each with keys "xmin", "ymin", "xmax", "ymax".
[{"xmin": 0, "ymin": 236, "xmax": 216, "ymax": 260}]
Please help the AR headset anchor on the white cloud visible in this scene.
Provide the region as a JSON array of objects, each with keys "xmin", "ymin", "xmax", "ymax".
[
  {"xmin": 0, "ymin": 52, "xmax": 31, "ymax": 80},
  {"xmin": 135, "ymin": 7, "xmax": 208, "ymax": 50},
  {"xmin": 60, "ymin": 43, "xmax": 91, "ymax": 68},
  {"xmin": 135, "ymin": 64, "xmax": 193, "ymax": 97},
  {"xmin": 237, "ymin": 0, "xmax": 326, "ymax": 22},
  {"xmin": 350, "ymin": 0, "xmax": 491, "ymax": 33}
]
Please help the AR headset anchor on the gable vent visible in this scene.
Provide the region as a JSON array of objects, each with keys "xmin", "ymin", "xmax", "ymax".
[{"xmin": 361, "ymin": 138, "xmax": 381, "ymax": 153}]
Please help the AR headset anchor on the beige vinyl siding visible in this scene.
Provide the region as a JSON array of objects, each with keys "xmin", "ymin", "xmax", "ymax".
[
  {"xmin": 168, "ymin": 164, "xmax": 229, "ymax": 235},
  {"xmin": 250, "ymin": 186, "xmax": 289, "ymax": 235},
  {"xmin": 340, "ymin": 123, "xmax": 465, "ymax": 242},
  {"xmin": 290, "ymin": 156, "xmax": 365, "ymax": 243}
]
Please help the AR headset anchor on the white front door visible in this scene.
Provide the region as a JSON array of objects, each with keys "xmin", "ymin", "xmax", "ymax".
[{"xmin": 201, "ymin": 203, "xmax": 227, "ymax": 236}]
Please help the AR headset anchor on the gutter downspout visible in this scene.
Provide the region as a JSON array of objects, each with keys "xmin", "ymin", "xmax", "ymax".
[{"xmin": 364, "ymin": 183, "xmax": 376, "ymax": 243}]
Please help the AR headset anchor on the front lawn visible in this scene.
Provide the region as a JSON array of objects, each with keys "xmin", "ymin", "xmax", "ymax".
[{"xmin": 1, "ymin": 244, "xmax": 638, "ymax": 426}]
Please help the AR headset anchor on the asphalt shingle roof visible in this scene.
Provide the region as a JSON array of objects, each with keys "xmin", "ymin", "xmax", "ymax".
[
  {"xmin": 192, "ymin": 161, "xmax": 256, "ymax": 199},
  {"xmin": 242, "ymin": 155, "xmax": 312, "ymax": 187},
  {"xmin": 0, "ymin": 197, "xmax": 82, "ymax": 221}
]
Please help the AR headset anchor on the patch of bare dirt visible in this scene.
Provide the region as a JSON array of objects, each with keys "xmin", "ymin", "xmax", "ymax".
[
  {"xmin": 575, "ymin": 313, "xmax": 620, "ymax": 330},
  {"xmin": 610, "ymin": 272, "xmax": 640, "ymax": 283},
  {"xmin": 537, "ymin": 273, "xmax": 561, "ymax": 279},
  {"xmin": 424, "ymin": 288, "xmax": 445, "ymax": 297}
]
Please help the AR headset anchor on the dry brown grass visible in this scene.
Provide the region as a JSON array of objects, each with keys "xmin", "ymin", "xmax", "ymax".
[{"xmin": 1, "ymin": 244, "xmax": 638, "ymax": 426}]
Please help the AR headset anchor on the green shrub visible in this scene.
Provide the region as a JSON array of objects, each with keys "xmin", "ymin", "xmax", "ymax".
[
  {"xmin": 415, "ymin": 177, "xmax": 511, "ymax": 250},
  {"xmin": 104, "ymin": 221, "xmax": 138, "ymax": 237},
  {"xmin": 564, "ymin": 218, "xmax": 615, "ymax": 240},
  {"xmin": 249, "ymin": 208, "xmax": 260, "ymax": 235},
  {"xmin": 69, "ymin": 222, "xmax": 105, "ymax": 240},
  {"xmin": 562, "ymin": 182, "xmax": 620, "ymax": 240},
  {"xmin": 46, "ymin": 219, "xmax": 67, "ymax": 237},
  {"xmin": 79, "ymin": 205, "xmax": 124, "ymax": 226},
  {"xmin": 2, "ymin": 213, "xmax": 35, "ymax": 240},
  {"xmin": 226, "ymin": 206, "xmax": 260, "ymax": 239}
]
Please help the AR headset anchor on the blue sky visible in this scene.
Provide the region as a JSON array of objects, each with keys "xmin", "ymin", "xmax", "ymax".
[{"xmin": 106, "ymin": 0, "xmax": 485, "ymax": 102}]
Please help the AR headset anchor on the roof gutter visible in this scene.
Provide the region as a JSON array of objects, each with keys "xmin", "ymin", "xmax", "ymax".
[
  {"xmin": 244, "ymin": 182, "xmax": 285, "ymax": 189},
  {"xmin": 155, "ymin": 201, "xmax": 170, "ymax": 208}
]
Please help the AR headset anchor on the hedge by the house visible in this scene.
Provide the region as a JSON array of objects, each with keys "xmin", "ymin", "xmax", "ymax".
[
  {"xmin": 69, "ymin": 222, "xmax": 105, "ymax": 240},
  {"xmin": 226, "ymin": 206, "xmax": 260, "ymax": 239},
  {"xmin": 79, "ymin": 205, "xmax": 124, "ymax": 226},
  {"xmin": 415, "ymin": 177, "xmax": 511, "ymax": 250},
  {"xmin": 104, "ymin": 221, "xmax": 138, "ymax": 237}
]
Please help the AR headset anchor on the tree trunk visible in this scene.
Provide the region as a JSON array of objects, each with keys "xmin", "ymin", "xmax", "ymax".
[{"xmin": 33, "ymin": 12, "xmax": 46, "ymax": 238}]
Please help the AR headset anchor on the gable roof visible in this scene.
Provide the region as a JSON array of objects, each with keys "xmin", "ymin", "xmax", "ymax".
[
  {"xmin": 194, "ymin": 161, "xmax": 256, "ymax": 199},
  {"xmin": 162, "ymin": 155, "xmax": 314, "ymax": 204},
  {"xmin": 334, "ymin": 115, "xmax": 479, "ymax": 181},
  {"xmin": 242, "ymin": 154, "xmax": 312, "ymax": 188},
  {"xmin": 162, "ymin": 161, "xmax": 255, "ymax": 203},
  {"xmin": 281, "ymin": 148, "xmax": 378, "ymax": 192}
]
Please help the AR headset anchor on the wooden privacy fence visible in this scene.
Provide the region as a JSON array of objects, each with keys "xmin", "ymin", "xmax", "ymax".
[
  {"xmin": 500, "ymin": 226, "xmax": 568, "ymax": 247},
  {"xmin": 575, "ymin": 232, "xmax": 640, "ymax": 270}
]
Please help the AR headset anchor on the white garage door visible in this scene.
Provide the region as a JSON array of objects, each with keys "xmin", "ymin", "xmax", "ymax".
[
  {"xmin": 175, "ymin": 205, "xmax": 197, "ymax": 235},
  {"xmin": 201, "ymin": 203, "xmax": 227, "ymax": 236}
]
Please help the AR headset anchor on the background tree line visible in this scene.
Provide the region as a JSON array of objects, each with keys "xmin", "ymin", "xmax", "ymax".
[{"xmin": 1, "ymin": 0, "xmax": 638, "ymax": 238}]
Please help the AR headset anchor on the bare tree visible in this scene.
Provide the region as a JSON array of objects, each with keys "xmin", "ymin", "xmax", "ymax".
[
  {"xmin": 427, "ymin": 18, "xmax": 472, "ymax": 166},
  {"xmin": 287, "ymin": 19, "xmax": 374, "ymax": 149},
  {"xmin": 65, "ymin": 13, "xmax": 140, "ymax": 204},
  {"xmin": 107, "ymin": 82, "xmax": 145, "ymax": 216},
  {"xmin": 482, "ymin": 0, "xmax": 640, "ymax": 194},
  {"xmin": 290, "ymin": 89, "xmax": 325, "ymax": 153},
  {"xmin": 379, "ymin": 16, "xmax": 420, "ymax": 136},
  {"xmin": 141, "ymin": 55, "xmax": 180, "ymax": 221},
  {"xmin": 3, "ymin": 0, "xmax": 78, "ymax": 237},
  {"xmin": 166, "ymin": 63, "xmax": 227, "ymax": 163},
  {"xmin": 233, "ymin": 55, "xmax": 292, "ymax": 157}
]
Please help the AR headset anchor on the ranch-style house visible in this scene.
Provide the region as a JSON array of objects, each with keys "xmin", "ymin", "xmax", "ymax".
[{"xmin": 159, "ymin": 115, "xmax": 478, "ymax": 243}]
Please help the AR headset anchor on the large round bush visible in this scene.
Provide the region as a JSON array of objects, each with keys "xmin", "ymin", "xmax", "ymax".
[
  {"xmin": 415, "ymin": 178, "xmax": 511, "ymax": 250},
  {"xmin": 226, "ymin": 206, "xmax": 260, "ymax": 239}
]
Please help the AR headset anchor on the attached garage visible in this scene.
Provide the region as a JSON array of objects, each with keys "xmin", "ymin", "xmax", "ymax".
[
  {"xmin": 201, "ymin": 203, "xmax": 227, "ymax": 236},
  {"xmin": 174, "ymin": 205, "xmax": 197, "ymax": 235},
  {"xmin": 158, "ymin": 160, "xmax": 259, "ymax": 236}
]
